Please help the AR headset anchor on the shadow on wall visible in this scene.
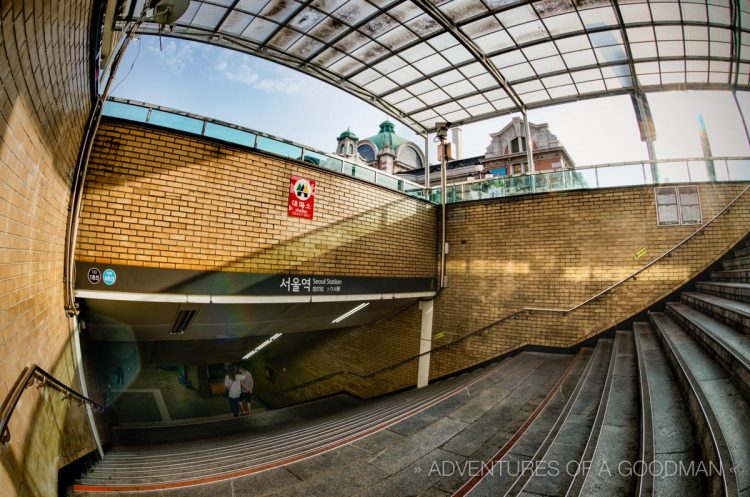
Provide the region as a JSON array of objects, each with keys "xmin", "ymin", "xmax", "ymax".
[
  {"xmin": 1, "ymin": 1, "xmax": 98, "ymax": 489},
  {"xmin": 243, "ymin": 183, "xmax": 750, "ymax": 407},
  {"xmin": 429, "ymin": 183, "xmax": 750, "ymax": 379},
  {"xmin": 249, "ymin": 301, "xmax": 424, "ymax": 408},
  {"xmin": 77, "ymin": 124, "xmax": 438, "ymax": 278}
]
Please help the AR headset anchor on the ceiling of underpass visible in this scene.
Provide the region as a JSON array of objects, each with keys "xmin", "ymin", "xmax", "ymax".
[
  {"xmin": 80, "ymin": 297, "xmax": 416, "ymax": 341},
  {"xmin": 116, "ymin": 0, "xmax": 750, "ymax": 133}
]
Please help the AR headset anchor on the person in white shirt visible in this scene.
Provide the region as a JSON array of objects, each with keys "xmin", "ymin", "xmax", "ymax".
[
  {"xmin": 237, "ymin": 365, "xmax": 254, "ymax": 415},
  {"xmin": 224, "ymin": 367, "xmax": 243, "ymax": 417}
]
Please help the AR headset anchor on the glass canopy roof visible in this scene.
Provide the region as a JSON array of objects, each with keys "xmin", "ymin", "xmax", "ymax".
[{"xmin": 119, "ymin": 0, "xmax": 750, "ymax": 133}]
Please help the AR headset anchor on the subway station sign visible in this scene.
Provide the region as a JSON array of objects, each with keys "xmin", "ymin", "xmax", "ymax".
[
  {"xmin": 75, "ymin": 263, "xmax": 436, "ymax": 296},
  {"xmin": 288, "ymin": 175, "xmax": 315, "ymax": 219}
]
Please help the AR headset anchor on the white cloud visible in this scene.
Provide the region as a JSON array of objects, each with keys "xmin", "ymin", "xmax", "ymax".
[
  {"xmin": 148, "ymin": 39, "xmax": 195, "ymax": 75},
  {"xmin": 213, "ymin": 52, "xmax": 312, "ymax": 95}
]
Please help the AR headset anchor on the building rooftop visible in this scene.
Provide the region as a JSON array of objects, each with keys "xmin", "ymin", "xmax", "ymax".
[{"xmin": 365, "ymin": 120, "xmax": 408, "ymax": 150}]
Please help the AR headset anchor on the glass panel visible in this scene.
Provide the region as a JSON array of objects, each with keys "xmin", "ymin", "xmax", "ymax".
[
  {"xmin": 149, "ymin": 110, "xmax": 204, "ymax": 134},
  {"xmin": 256, "ymin": 136, "xmax": 303, "ymax": 160},
  {"xmin": 102, "ymin": 101, "xmax": 149, "ymax": 122},
  {"xmin": 655, "ymin": 162, "xmax": 691, "ymax": 184},
  {"xmin": 727, "ymin": 160, "xmax": 750, "ymax": 181},
  {"xmin": 204, "ymin": 123, "xmax": 256, "ymax": 147},
  {"xmin": 570, "ymin": 168, "xmax": 596, "ymax": 188},
  {"xmin": 506, "ymin": 175, "xmax": 534, "ymax": 195},
  {"xmin": 534, "ymin": 172, "xmax": 551, "ymax": 193},
  {"xmin": 686, "ymin": 160, "xmax": 711, "ymax": 183},
  {"xmin": 595, "ymin": 164, "xmax": 646, "ymax": 187},
  {"xmin": 343, "ymin": 162, "xmax": 377, "ymax": 182},
  {"xmin": 714, "ymin": 159, "xmax": 731, "ymax": 182},
  {"xmin": 302, "ymin": 150, "xmax": 343, "ymax": 172},
  {"xmin": 376, "ymin": 173, "xmax": 402, "ymax": 190}
]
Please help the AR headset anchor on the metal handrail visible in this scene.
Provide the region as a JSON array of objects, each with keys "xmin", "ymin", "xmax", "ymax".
[
  {"xmin": 438, "ymin": 155, "xmax": 750, "ymax": 190},
  {"xmin": 280, "ymin": 182, "xmax": 750, "ymax": 394},
  {"xmin": 0, "ymin": 364, "xmax": 104, "ymax": 444}
]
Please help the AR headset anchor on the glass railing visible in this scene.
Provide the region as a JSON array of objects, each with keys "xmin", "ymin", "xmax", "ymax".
[
  {"xmin": 102, "ymin": 98, "xmax": 428, "ymax": 200},
  {"xmin": 430, "ymin": 158, "xmax": 750, "ymax": 203},
  {"xmin": 103, "ymin": 99, "xmax": 749, "ymax": 206}
]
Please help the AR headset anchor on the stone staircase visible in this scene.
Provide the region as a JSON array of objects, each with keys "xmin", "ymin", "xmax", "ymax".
[{"xmin": 72, "ymin": 238, "xmax": 750, "ymax": 497}]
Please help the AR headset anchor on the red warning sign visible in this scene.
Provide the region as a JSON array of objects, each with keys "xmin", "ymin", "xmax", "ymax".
[{"xmin": 288, "ymin": 175, "xmax": 316, "ymax": 219}]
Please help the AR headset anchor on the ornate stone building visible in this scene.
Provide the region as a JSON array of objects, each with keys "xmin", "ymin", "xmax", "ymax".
[
  {"xmin": 397, "ymin": 117, "xmax": 574, "ymax": 186},
  {"xmin": 335, "ymin": 120, "xmax": 426, "ymax": 175}
]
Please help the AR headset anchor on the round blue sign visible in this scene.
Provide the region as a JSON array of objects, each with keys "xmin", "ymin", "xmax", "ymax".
[{"xmin": 102, "ymin": 269, "xmax": 117, "ymax": 286}]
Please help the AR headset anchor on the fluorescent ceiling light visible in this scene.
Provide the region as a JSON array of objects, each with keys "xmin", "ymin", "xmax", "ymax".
[
  {"xmin": 331, "ymin": 302, "xmax": 370, "ymax": 324},
  {"xmin": 242, "ymin": 333, "xmax": 282, "ymax": 360}
]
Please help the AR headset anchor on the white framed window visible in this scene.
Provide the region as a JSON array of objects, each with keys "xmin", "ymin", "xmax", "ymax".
[{"xmin": 655, "ymin": 186, "xmax": 702, "ymax": 226}]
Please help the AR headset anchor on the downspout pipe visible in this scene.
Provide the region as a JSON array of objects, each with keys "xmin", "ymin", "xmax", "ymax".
[{"xmin": 64, "ymin": 6, "xmax": 151, "ymax": 315}]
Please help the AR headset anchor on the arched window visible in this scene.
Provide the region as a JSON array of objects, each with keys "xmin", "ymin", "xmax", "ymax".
[
  {"xmin": 510, "ymin": 137, "xmax": 526, "ymax": 153},
  {"xmin": 400, "ymin": 146, "xmax": 423, "ymax": 169},
  {"xmin": 358, "ymin": 144, "xmax": 376, "ymax": 162}
]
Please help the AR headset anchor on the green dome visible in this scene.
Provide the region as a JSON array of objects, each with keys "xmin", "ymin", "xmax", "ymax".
[
  {"xmin": 365, "ymin": 119, "xmax": 407, "ymax": 151},
  {"xmin": 337, "ymin": 128, "xmax": 358, "ymax": 141}
]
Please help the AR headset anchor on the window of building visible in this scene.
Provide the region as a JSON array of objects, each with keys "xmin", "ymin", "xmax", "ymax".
[
  {"xmin": 358, "ymin": 144, "xmax": 375, "ymax": 162},
  {"xmin": 510, "ymin": 137, "xmax": 526, "ymax": 153},
  {"xmin": 678, "ymin": 186, "xmax": 701, "ymax": 224},
  {"xmin": 655, "ymin": 186, "xmax": 702, "ymax": 226},
  {"xmin": 400, "ymin": 146, "xmax": 423, "ymax": 169}
]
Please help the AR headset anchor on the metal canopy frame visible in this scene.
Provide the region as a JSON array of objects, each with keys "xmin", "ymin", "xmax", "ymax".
[{"xmin": 119, "ymin": 0, "xmax": 750, "ymax": 134}]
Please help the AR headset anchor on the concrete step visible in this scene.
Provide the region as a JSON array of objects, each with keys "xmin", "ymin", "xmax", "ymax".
[
  {"xmin": 634, "ymin": 323, "xmax": 704, "ymax": 497},
  {"xmin": 650, "ymin": 312, "xmax": 750, "ymax": 497},
  {"xmin": 95, "ymin": 358, "xmax": 507, "ymax": 464},
  {"xmin": 465, "ymin": 347, "xmax": 596, "ymax": 497},
  {"xmin": 79, "ymin": 353, "xmax": 557, "ymax": 487},
  {"xmin": 710, "ymin": 270, "xmax": 750, "ymax": 283},
  {"xmin": 681, "ymin": 292, "xmax": 750, "ymax": 334},
  {"xmin": 85, "ymin": 373, "xmax": 479, "ymax": 480},
  {"xmin": 734, "ymin": 245, "xmax": 750, "ymax": 259},
  {"xmin": 505, "ymin": 340, "xmax": 615, "ymax": 497},
  {"xmin": 723, "ymin": 255, "xmax": 750, "ymax": 270},
  {"xmin": 666, "ymin": 302, "xmax": 750, "ymax": 400},
  {"xmin": 574, "ymin": 331, "xmax": 639, "ymax": 497},
  {"xmin": 696, "ymin": 281, "xmax": 750, "ymax": 304}
]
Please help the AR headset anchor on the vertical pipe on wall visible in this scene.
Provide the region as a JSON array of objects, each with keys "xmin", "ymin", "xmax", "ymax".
[
  {"xmin": 424, "ymin": 133, "xmax": 431, "ymax": 189},
  {"xmin": 64, "ymin": 7, "xmax": 149, "ymax": 315},
  {"xmin": 439, "ymin": 131, "xmax": 448, "ymax": 288},
  {"xmin": 417, "ymin": 299, "xmax": 434, "ymax": 388},
  {"xmin": 72, "ymin": 317, "xmax": 104, "ymax": 459}
]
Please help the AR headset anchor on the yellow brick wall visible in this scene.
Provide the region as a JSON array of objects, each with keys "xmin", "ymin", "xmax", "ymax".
[
  {"xmin": 0, "ymin": 1, "xmax": 97, "ymax": 496},
  {"xmin": 76, "ymin": 121, "xmax": 437, "ymax": 277},
  {"xmin": 430, "ymin": 182, "xmax": 750, "ymax": 378},
  {"xmin": 259, "ymin": 183, "xmax": 749, "ymax": 404}
]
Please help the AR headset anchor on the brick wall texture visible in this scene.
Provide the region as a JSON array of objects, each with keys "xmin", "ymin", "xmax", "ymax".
[
  {"xmin": 255, "ymin": 182, "xmax": 749, "ymax": 404},
  {"xmin": 76, "ymin": 120, "xmax": 438, "ymax": 277},
  {"xmin": 0, "ymin": 2, "xmax": 96, "ymax": 496}
]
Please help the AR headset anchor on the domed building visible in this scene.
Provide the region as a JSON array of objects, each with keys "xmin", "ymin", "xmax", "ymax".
[{"xmin": 335, "ymin": 120, "xmax": 425, "ymax": 175}]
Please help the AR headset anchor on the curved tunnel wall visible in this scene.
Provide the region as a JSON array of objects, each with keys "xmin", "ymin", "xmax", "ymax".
[{"xmin": 0, "ymin": 2, "xmax": 98, "ymax": 496}]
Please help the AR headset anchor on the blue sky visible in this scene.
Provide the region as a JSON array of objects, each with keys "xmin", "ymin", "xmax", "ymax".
[{"xmin": 110, "ymin": 36, "xmax": 750, "ymax": 166}]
